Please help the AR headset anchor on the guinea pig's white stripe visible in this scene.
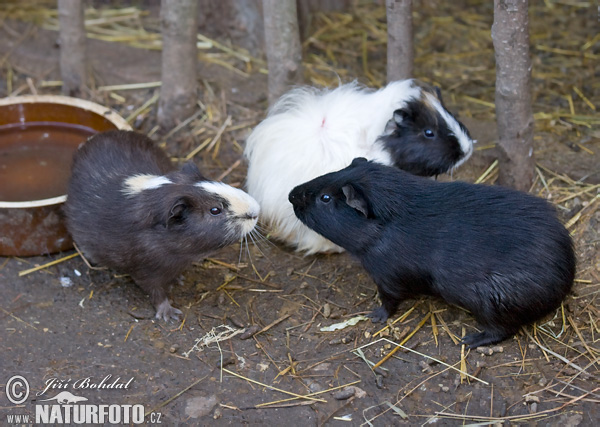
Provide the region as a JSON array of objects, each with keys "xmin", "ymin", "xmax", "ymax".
[
  {"xmin": 122, "ymin": 174, "xmax": 172, "ymax": 196},
  {"xmin": 196, "ymin": 181, "xmax": 260, "ymax": 219},
  {"xmin": 424, "ymin": 92, "xmax": 474, "ymax": 159}
]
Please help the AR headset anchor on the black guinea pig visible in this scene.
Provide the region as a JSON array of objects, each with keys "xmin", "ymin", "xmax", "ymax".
[
  {"xmin": 289, "ymin": 158, "xmax": 575, "ymax": 348},
  {"xmin": 245, "ymin": 79, "xmax": 475, "ymax": 254},
  {"xmin": 65, "ymin": 130, "xmax": 260, "ymax": 321}
]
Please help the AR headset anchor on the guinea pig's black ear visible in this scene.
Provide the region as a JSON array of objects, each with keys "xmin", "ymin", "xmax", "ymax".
[
  {"xmin": 167, "ymin": 197, "xmax": 189, "ymax": 228},
  {"xmin": 342, "ymin": 184, "xmax": 369, "ymax": 217},
  {"xmin": 180, "ymin": 161, "xmax": 205, "ymax": 180},
  {"xmin": 392, "ymin": 109, "xmax": 409, "ymax": 126},
  {"xmin": 350, "ymin": 157, "xmax": 368, "ymax": 167}
]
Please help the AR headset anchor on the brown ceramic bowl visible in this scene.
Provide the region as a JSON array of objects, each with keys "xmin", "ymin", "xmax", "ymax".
[{"xmin": 0, "ymin": 95, "xmax": 131, "ymax": 256}]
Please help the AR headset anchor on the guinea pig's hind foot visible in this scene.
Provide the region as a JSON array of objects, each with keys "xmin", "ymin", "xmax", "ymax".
[
  {"xmin": 155, "ymin": 299, "xmax": 183, "ymax": 322},
  {"xmin": 366, "ymin": 306, "xmax": 390, "ymax": 323},
  {"xmin": 460, "ymin": 329, "xmax": 511, "ymax": 349}
]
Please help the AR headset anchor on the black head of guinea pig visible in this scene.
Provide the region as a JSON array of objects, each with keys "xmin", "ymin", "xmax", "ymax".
[
  {"xmin": 379, "ymin": 84, "xmax": 474, "ymax": 177},
  {"xmin": 289, "ymin": 158, "xmax": 575, "ymax": 348},
  {"xmin": 65, "ymin": 130, "xmax": 259, "ymax": 321}
]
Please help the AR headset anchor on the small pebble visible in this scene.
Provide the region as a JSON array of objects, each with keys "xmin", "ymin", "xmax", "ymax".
[
  {"xmin": 476, "ymin": 347, "xmax": 494, "ymax": 356},
  {"xmin": 59, "ymin": 277, "xmax": 73, "ymax": 288},
  {"xmin": 307, "ymin": 381, "xmax": 323, "ymax": 393},
  {"xmin": 322, "ymin": 303, "xmax": 331, "ymax": 318},
  {"xmin": 169, "ymin": 344, "xmax": 180, "ymax": 353},
  {"xmin": 491, "ymin": 346, "xmax": 504, "ymax": 353},
  {"xmin": 228, "ymin": 316, "xmax": 245, "ymax": 328},
  {"xmin": 525, "ymin": 395, "xmax": 540, "ymax": 403},
  {"xmin": 453, "ymin": 375, "xmax": 460, "ymax": 388},
  {"xmin": 216, "ymin": 357, "xmax": 236, "ymax": 368},
  {"xmin": 419, "ymin": 360, "xmax": 433, "ymax": 373},
  {"xmin": 375, "ymin": 375, "xmax": 384, "ymax": 389},
  {"xmin": 530, "ymin": 402, "xmax": 538, "ymax": 414},
  {"xmin": 374, "ymin": 367, "xmax": 388, "ymax": 378},
  {"xmin": 392, "ymin": 326, "xmax": 410, "ymax": 342},
  {"xmin": 213, "ymin": 406, "xmax": 222, "ymax": 420},
  {"xmin": 442, "ymin": 386, "xmax": 450, "ymax": 392},
  {"xmin": 333, "ymin": 387, "xmax": 356, "ymax": 400},
  {"xmin": 240, "ymin": 325, "xmax": 260, "ymax": 340}
]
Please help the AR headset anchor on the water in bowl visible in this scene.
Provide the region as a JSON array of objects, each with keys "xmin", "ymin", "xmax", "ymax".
[{"xmin": 0, "ymin": 121, "xmax": 97, "ymax": 202}]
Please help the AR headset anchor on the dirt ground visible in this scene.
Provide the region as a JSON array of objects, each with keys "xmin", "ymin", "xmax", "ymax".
[{"xmin": 1, "ymin": 1, "xmax": 599, "ymax": 426}]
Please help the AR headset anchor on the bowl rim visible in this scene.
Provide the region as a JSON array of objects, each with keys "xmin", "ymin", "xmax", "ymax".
[{"xmin": 0, "ymin": 94, "xmax": 131, "ymax": 208}]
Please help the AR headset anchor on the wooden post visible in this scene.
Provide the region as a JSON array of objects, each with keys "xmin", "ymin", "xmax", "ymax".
[
  {"xmin": 297, "ymin": 0, "xmax": 348, "ymax": 40},
  {"xmin": 386, "ymin": 0, "xmax": 413, "ymax": 82},
  {"xmin": 262, "ymin": 0, "xmax": 303, "ymax": 106},
  {"xmin": 158, "ymin": 0, "xmax": 199, "ymax": 131},
  {"xmin": 58, "ymin": 0, "xmax": 87, "ymax": 97},
  {"xmin": 492, "ymin": 0, "xmax": 535, "ymax": 191}
]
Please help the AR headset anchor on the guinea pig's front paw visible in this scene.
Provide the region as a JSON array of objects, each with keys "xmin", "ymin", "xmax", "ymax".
[
  {"xmin": 460, "ymin": 329, "xmax": 508, "ymax": 349},
  {"xmin": 155, "ymin": 299, "xmax": 183, "ymax": 322},
  {"xmin": 366, "ymin": 306, "xmax": 390, "ymax": 323}
]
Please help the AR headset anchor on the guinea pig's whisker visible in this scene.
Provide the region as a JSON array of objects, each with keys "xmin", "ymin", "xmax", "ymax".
[
  {"xmin": 251, "ymin": 228, "xmax": 277, "ymax": 249},
  {"xmin": 249, "ymin": 231, "xmax": 277, "ymax": 266},
  {"xmin": 247, "ymin": 231, "xmax": 262, "ymax": 255},
  {"xmin": 238, "ymin": 235, "xmax": 245, "ymax": 265},
  {"xmin": 248, "ymin": 230, "xmax": 272, "ymax": 260},
  {"xmin": 254, "ymin": 223, "xmax": 272, "ymax": 235},
  {"xmin": 244, "ymin": 234, "xmax": 253, "ymax": 264},
  {"xmin": 254, "ymin": 226, "xmax": 271, "ymax": 236}
]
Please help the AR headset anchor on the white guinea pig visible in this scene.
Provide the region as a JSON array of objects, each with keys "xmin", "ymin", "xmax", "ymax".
[{"xmin": 244, "ymin": 79, "xmax": 474, "ymax": 254}]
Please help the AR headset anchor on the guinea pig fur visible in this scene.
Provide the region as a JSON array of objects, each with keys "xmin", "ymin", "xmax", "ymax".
[
  {"xmin": 65, "ymin": 130, "xmax": 259, "ymax": 321},
  {"xmin": 289, "ymin": 158, "xmax": 575, "ymax": 348},
  {"xmin": 245, "ymin": 79, "xmax": 474, "ymax": 255}
]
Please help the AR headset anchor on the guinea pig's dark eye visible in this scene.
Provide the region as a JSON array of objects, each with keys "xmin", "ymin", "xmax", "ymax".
[
  {"xmin": 424, "ymin": 129, "xmax": 435, "ymax": 139},
  {"xmin": 210, "ymin": 207, "xmax": 222, "ymax": 215},
  {"xmin": 320, "ymin": 194, "xmax": 331, "ymax": 203}
]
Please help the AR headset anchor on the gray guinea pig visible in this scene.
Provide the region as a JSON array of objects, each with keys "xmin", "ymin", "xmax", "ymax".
[
  {"xmin": 65, "ymin": 130, "xmax": 259, "ymax": 321},
  {"xmin": 289, "ymin": 158, "xmax": 575, "ymax": 348}
]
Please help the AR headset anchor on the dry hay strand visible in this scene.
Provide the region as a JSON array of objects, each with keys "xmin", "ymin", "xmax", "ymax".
[{"xmin": 182, "ymin": 324, "xmax": 244, "ymax": 358}]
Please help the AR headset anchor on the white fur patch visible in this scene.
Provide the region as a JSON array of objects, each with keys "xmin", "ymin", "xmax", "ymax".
[
  {"xmin": 244, "ymin": 80, "xmax": 423, "ymax": 254},
  {"xmin": 195, "ymin": 181, "xmax": 260, "ymax": 236},
  {"xmin": 122, "ymin": 174, "xmax": 172, "ymax": 196},
  {"xmin": 423, "ymin": 92, "xmax": 474, "ymax": 168}
]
